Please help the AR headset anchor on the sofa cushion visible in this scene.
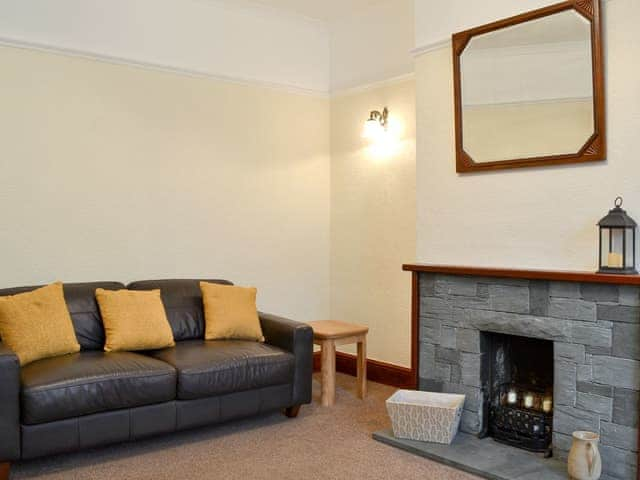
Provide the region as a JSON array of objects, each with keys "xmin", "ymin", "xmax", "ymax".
[
  {"xmin": 0, "ymin": 283, "xmax": 81, "ymax": 366},
  {"xmin": 95, "ymin": 288, "xmax": 175, "ymax": 352},
  {"xmin": 147, "ymin": 340, "xmax": 294, "ymax": 400},
  {"xmin": 20, "ymin": 351, "xmax": 177, "ymax": 425},
  {"xmin": 0, "ymin": 282, "xmax": 125, "ymax": 350},
  {"xmin": 127, "ymin": 279, "xmax": 232, "ymax": 342},
  {"xmin": 200, "ymin": 282, "xmax": 264, "ymax": 342}
]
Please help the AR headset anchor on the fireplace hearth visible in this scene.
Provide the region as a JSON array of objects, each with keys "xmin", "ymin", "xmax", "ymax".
[{"xmin": 483, "ymin": 333, "xmax": 554, "ymax": 455}]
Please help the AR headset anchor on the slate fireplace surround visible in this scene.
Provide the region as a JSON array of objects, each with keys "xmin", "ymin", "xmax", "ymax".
[{"xmin": 405, "ymin": 265, "xmax": 640, "ymax": 480}]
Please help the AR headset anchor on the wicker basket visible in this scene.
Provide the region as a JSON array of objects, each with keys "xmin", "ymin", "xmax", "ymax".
[{"xmin": 386, "ymin": 390, "xmax": 466, "ymax": 444}]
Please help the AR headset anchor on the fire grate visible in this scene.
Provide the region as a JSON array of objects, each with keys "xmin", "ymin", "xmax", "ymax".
[{"xmin": 489, "ymin": 383, "xmax": 553, "ymax": 456}]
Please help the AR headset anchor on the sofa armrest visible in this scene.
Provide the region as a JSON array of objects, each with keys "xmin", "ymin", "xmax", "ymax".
[
  {"xmin": 259, "ymin": 312, "xmax": 313, "ymax": 406},
  {"xmin": 0, "ymin": 343, "xmax": 21, "ymax": 461}
]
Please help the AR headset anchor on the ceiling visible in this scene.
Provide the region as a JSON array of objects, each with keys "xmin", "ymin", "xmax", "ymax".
[
  {"xmin": 469, "ymin": 10, "xmax": 590, "ymax": 50},
  {"xmin": 242, "ymin": 0, "xmax": 385, "ymax": 22}
]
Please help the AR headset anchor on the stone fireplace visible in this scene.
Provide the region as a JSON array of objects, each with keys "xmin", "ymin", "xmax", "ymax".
[{"xmin": 417, "ymin": 271, "xmax": 639, "ymax": 480}]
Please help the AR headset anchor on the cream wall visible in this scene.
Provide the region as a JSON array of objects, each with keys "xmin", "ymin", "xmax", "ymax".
[
  {"xmin": 327, "ymin": 0, "xmax": 417, "ymax": 367},
  {"xmin": 330, "ymin": 79, "xmax": 416, "ymax": 367},
  {"xmin": 463, "ymin": 100, "xmax": 593, "ymax": 163},
  {"xmin": 0, "ymin": 45, "xmax": 330, "ymax": 320},
  {"xmin": 415, "ymin": 0, "xmax": 640, "ymax": 271},
  {"xmin": 0, "ymin": 0, "xmax": 418, "ymax": 368}
]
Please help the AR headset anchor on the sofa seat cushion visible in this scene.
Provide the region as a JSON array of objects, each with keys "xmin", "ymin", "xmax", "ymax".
[
  {"xmin": 20, "ymin": 351, "xmax": 177, "ymax": 425},
  {"xmin": 147, "ymin": 340, "xmax": 294, "ymax": 400}
]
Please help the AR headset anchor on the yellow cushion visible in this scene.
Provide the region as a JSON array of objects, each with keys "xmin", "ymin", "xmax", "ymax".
[
  {"xmin": 95, "ymin": 288, "xmax": 175, "ymax": 352},
  {"xmin": 200, "ymin": 282, "xmax": 264, "ymax": 341},
  {"xmin": 0, "ymin": 282, "xmax": 81, "ymax": 366}
]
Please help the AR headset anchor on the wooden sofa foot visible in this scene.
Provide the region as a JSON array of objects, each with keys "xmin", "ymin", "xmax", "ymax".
[
  {"xmin": 283, "ymin": 405, "xmax": 301, "ymax": 418},
  {"xmin": 0, "ymin": 462, "xmax": 10, "ymax": 480}
]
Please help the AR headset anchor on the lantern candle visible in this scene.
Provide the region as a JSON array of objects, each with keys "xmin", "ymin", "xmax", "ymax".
[
  {"xmin": 608, "ymin": 252, "xmax": 623, "ymax": 268},
  {"xmin": 524, "ymin": 393, "xmax": 534, "ymax": 409},
  {"xmin": 507, "ymin": 389, "xmax": 517, "ymax": 405},
  {"xmin": 543, "ymin": 397, "xmax": 553, "ymax": 413}
]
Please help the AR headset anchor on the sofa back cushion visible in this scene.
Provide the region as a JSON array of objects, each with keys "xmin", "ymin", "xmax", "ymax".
[
  {"xmin": 126, "ymin": 279, "xmax": 232, "ymax": 342},
  {"xmin": 0, "ymin": 282, "xmax": 125, "ymax": 350}
]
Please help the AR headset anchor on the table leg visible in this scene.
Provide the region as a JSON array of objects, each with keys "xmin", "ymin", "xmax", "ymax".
[
  {"xmin": 321, "ymin": 339, "xmax": 336, "ymax": 407},
  {"xmin": 0, "ymin": 462, "xmax": 9, "ymax": 480},
  {"xmin": 357, "ymin": 336, "xmax": 367, "ymax": 399}
]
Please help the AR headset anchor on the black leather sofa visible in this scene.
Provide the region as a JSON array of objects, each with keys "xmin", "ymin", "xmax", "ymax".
[{"xmin": 0, "ymin": 279, "xmax": 313, "ymax": 479}]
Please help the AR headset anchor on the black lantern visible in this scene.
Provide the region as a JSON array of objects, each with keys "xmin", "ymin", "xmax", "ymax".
[{"xmin": 597, "ymin": 197, "xmax": 638, "ymax": 274}]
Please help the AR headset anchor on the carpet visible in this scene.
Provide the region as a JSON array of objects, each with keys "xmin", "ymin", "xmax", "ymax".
[{"xmin": 13, "ymin": 373, "xmax": 480, "ymax": 480}]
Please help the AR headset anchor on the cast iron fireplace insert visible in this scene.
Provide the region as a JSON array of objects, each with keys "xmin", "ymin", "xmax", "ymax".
[{"xmin": 480, "ymin": 332, "xmax": 554, "ymax": 456}]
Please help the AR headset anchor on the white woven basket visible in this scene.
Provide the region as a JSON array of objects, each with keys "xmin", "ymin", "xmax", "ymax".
[{"xmin": 386, "ymin": 390, "xmax": 466, "ymax": 444}]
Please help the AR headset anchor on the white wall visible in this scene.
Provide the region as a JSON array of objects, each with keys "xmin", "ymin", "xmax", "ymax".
[
  {"xmin": 0, "ymin": 45, "xmax": 330, "ymax": 320},
  {"xmin": 330, "ymin": 79, "xmax": 416, "ymax": 367},
  {"xmin": 329, "ymin": 0, "xmax": 414, "ymax": 92},
  {"xmin": 327, "ymin": 0, "xmax": 417, "ymax": 366},
  {"xmin": 414, "ymin": 0, "xmax": 640, "ymax": 271},
  {"xmin": 0, "ymin": 0, "xmax": 330, "ymax": 94}
]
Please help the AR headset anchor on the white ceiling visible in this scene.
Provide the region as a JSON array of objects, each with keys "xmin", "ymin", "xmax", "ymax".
[
  {"xmin": 469, "ymin": 10, "xmax": 590, "ymax": 50},
  {"xmin": 242, "ymin": 0, "xmax": 385, "ymax": 22}
]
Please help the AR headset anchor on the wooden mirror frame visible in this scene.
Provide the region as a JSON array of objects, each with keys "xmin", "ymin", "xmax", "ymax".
[{"xmin": 453, "ymin": 0, "xmax": 605, "ymax": 173}]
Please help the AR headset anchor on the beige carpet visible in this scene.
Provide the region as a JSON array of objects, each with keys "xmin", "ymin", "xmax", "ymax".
[{"xmin": 13, "ymin": 374, "xmax": 480, "ymax": 480}]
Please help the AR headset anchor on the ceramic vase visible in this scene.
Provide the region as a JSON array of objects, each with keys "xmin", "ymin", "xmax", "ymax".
[{"xmin": 568, "ymin": 431, "xmax": 602, "ymax": 480}]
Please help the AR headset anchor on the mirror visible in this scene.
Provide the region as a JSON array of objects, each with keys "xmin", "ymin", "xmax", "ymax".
[{"xmin": 453, "ymin": 0, "xmax": 605, "ymax": 172}]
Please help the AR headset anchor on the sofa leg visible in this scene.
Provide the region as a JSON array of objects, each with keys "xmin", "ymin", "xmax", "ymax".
[
  {"xmin": 0, "ymin": 462, "xmax": 10, "ymax": 480},
  {"xmin": 283, "ymin": 405, "xmax": 301, "ymax": 418}
]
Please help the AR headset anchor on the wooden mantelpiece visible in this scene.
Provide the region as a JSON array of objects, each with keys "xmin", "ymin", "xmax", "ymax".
[{"xmin": 403, "ymin": 264, "xmax": 640, "ymax": 285}]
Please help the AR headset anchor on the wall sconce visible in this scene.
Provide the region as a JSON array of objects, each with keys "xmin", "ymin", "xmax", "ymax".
[{"xmin": 363, "ymin": 107, "xmax": 389, "ymax": 140}]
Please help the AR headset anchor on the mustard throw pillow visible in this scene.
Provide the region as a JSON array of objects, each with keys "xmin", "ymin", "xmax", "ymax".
[
  {"xmin": 0, "ymin": 282, "xmax": 81, "ymax": 366},
  {"xmin": 95, "ymin": 288, "xmax": 175, "ymax": 352},
  {"xmin": 200, "ymin": 282, "xmax": 264, "ymax": 341}
]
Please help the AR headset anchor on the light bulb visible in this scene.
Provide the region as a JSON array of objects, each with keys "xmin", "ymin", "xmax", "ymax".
[{"xmin": 363, "ymin": 119, "xmax": 384, "ymax": 140}]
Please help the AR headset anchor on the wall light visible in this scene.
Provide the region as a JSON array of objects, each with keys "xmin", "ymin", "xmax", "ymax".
[{"xmin": 363, "ymin": 107, "xmax": 388, "ymax": 140}]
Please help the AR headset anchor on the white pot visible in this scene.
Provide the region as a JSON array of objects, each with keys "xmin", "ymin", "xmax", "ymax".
[{"xmin": 568, "ymin": 431, "xmax": 602, "ymax": 480}]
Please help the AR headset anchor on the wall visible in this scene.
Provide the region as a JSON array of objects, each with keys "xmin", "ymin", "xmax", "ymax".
[
  {"xmin": 0, "ymin": 0, "xmax": 330, "ymax": 94},
  {"xmin": 0, "ymin": 0, "xmax": 417, "ymax": 367},
  {"xmin": 415, "ymin": 0, "xmax": 640, "ymax": 271},
  {"xmin": 325, "ymin": 0, "xmax": 416, "ymax": 367},
  {"xmin": 330, "ymin": 78, "xmax": 416, "ymax": 367},
  {"xmin": 463, "ymin": 99, "xmax": 593, "ymax": 163},
  {"xmin": 329, "ymin": 0, "xmax": 414, "ymax": 92},
  {"xmin": 0, "ymin": 45, "xmax": 330, "ymax": 320}
]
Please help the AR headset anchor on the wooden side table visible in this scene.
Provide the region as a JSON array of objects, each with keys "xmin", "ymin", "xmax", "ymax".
[{"xmin": 307, "ymin": 320, "xmax": 369, "ymax": 407}]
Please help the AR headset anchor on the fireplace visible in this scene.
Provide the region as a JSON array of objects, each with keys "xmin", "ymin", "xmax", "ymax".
[
  {"xmin": 409, "ymin": 266, "xmax": 640, "ymax": 479},
  {"xmin": 482, "ymin": 333, "xmax": 554, "ymax": 455}
]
